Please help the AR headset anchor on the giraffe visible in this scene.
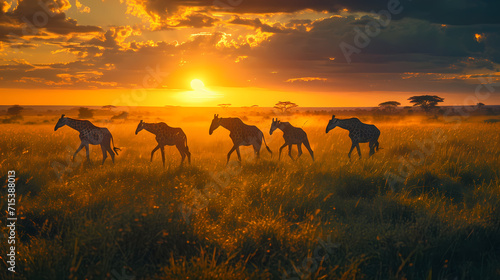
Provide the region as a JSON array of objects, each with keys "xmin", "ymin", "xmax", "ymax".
[
  {"xmin": 54, "ymin": 114, "xmax": 121, "ymax": 164},
  {"xmin": 209, "ymin": 114, "xmax": 272, "ymax": 164},
  {"xmin": 135, "ymin": 120, "xmax": 191, "ymax": 167},
  {"xmin": 269, "ymin": 118, "xmax": 314, "ymax": 161},
  {"xmin": 325, "ymin": 115, "xmax": 380, "ymax": 159}
]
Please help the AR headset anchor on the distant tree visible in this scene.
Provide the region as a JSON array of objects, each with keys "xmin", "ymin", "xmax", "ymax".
[
  {"xmin": 408, "ymin": 95, "xmax": 444, "ymax": 112},
  {"xmin": 218, "ymin": 104, "xmax": 231, "ymax": 109},
  {"xmin": 476, "ymin": 102, "xmax": 485, "ymax": 110},
  {"xmin": 7, "ymin": 105, "xmax": 24, "ymax": 116},
  {"xmin": 378, "ymin": 101, "xmax": 401, "ymax": 113},
  {"xmin": 102, "ymin": 105, "xmax": 117, "ymax": 110},
  {"xmin": 274, "ymin": 101, "xmax": 298, "ymax": 113},
  {"xmin": 78, "ymin": 107, "xmax": 94, "ymax": 119}
]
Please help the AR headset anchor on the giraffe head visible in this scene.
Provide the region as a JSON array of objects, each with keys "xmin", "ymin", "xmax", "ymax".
[
  {"xmin": 135, "ymin": 120, "xmax": 145, "ymax": 135},
  {"xmin": 209, "ymin": 114, "xmax": 221, "ymax": 135},
  {"xmin": 326, "ymin": 115, "xmax": 339, "ymax": 133},
  {"xmin": 54, "ymin": 114, "xmax": 67, "ymax": 131},
  {"xmin": 270, "ymin": 118, "xmax": 281, "ymax": 135}
]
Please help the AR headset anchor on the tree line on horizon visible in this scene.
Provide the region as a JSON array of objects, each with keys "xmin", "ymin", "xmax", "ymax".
[{"xmin": 1, "ymin": 95, "xmax": 497, "ymax": 124}]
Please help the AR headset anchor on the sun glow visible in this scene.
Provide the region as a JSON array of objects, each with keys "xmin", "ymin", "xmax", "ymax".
[
  {"xmin": 190, "ymin": 79, "xmax": 205, "ymax": 91},
  {"xmin": 177, "ymin": 79, "xmax": 223, "ymax": 104}
]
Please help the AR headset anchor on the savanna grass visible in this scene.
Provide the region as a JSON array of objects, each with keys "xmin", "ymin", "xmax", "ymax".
[{"xmin": 0, "ymin": 115, "xmax": 499, "ymax": 279}]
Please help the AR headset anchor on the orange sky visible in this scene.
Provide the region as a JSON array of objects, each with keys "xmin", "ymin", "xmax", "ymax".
[
  {"xmin": 1, "ymin": 0, "xmax": 499, "ymax": 107},
  {"xmin": 1, "ymin": 88, "xmax": 491, "ymax": 108}
]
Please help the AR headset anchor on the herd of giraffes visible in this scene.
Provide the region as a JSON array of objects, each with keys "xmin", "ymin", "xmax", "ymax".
[{"xmin": 54, "ymin": 113, "xmax": 381, "ymax": 166}]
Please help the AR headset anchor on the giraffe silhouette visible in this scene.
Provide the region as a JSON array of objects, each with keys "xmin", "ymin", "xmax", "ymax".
[
  {"xmin": 209, "ymin": 114, "xmax": 272, "ymax": 164},
  {"xmin": 326, "ymin": 115, "xmax": 380, "ymax": 159},
  {"xmin": 54, "ymin": 114, "xmax": 121, "ymax": 164},
  {"xmin": 270, "ymin": 118, "xmax": 314, "ymax": 161},
  {"xmin": 135, "ymin": 120, "xmax": 191, "ymax": 167}
]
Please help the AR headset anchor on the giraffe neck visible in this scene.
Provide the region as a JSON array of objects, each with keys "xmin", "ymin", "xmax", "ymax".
[
  {"xmin": 142, "ymin": 123, "xmax": 161, "ymax": 135},
  {"xmin": 336, "ymin": 119, "xmax": 358, "ymax": 131},
  {"xmin": 219, "ymin": 118, "xmax": 243, "ymax": 131},
  {"xmin": 65, "ymin": 118, "xmax": 90, "ymax": 132}
]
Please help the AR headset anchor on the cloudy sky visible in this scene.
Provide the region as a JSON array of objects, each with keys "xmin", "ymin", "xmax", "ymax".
[{"xmin": 1, "ymin": 0, "xmax": 499, "ymax": 106}]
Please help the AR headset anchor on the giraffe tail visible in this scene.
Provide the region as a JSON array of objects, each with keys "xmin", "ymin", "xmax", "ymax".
[
  {"xmin": 262, "ymin": 134, "xmax": 273, "ymax": 156},
  {"xmin": 111, "ymin": 135, "xmax": 121, "ymax": 155},
  {"xmin": 184, "ymin": 136, "xmax": 190, "ymax": 152}
]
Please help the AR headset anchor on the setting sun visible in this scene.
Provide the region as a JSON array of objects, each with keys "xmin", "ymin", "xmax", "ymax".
[
  {"xmin": 190, "ymin": 79, "xmax": 205, "ymax": 91},
  {"xmin": 178, "ymin": 78, "xmax": 223, "ymax": 104}
]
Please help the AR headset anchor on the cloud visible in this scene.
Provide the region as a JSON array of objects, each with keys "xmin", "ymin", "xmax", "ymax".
[
  {"xmin": 75, "ymin": 0, "xmax": 90, "ymax": 14},
  {"xmin": 228, "ymin": 16, "xmax": 289, "ymax": 33},
  {"xmin": 1, "ymin": 0, "xmax": 499, "ymax": 97},
  {"xmin": 0, "ymin": 29, "xmax": 250, "ymax": 89},
  {"xmin": 84, "ymin": 26, "xmax": 141, "ymax": 49},
  {"xmin": 0, "ymin": 0, "xmax": 102, "ymax": 42},
  {"xmin": 121, "ymin": 1, "xmax": 219, "ymax": 30},
  {"xmin": 121, "ymin": 0, "xmax": 500, "ymax": 25},
  {"xmin": 246, "ymin": 15, "xmax": 500, "ymax": 69},
  {"xmin": 286, "ymin": 77, "xmax": 327, "ymax": 82}
]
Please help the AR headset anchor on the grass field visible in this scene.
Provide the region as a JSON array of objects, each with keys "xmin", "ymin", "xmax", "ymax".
[{"xmin": 1, "ymin": 112, "xmax": 500, "ymax": 279}]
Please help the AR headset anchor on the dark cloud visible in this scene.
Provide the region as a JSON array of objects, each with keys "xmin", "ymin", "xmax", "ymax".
[
  {"xmin": 127, "ymin": 0, "xmax": 500, "ymax": 25},
  {"xmin": 246, "ymin": 15, "xmax": 500, "ymax": 68},
  {"xmin": 85, "ymin": 26, "xmax": 140, "ymax": 49},
  {"xmin": 0, "ymin": 0, "xmax": 102, "ymax": 42},
  {"xmin": 171, "ymin": 13, "xmax": 219, "ymax": 28},
  {"xmin": 228, "ymin": 16, "xmax": 290, "ymax": 33}
]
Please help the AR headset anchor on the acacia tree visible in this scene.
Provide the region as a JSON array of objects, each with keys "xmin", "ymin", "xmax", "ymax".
[
  {"xmin": 7, "ymin": 105, "xmax": 24, "ymax": 116},
  {"xmin": 78, "ymin": 107, "xmax": 94, "ymax": 119},
  {"xmin": 378, "ymin": 101, "xmax": 401, "ymax": 112},
  {"xmin": 476, "ymin": 102, "xmax": 485, "ymax": 110},
  {"xmin": 274, "ymin": 101, "xmax": 298, "ymax": 113},
  {"xmin": 408, "ymin": 95, "xmax": 444, "ymax": 112}
]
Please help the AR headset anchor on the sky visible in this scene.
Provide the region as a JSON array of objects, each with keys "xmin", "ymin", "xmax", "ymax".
[{"xmin": 0, "ymin": 0, "xmax": 499, "ymax": 107}]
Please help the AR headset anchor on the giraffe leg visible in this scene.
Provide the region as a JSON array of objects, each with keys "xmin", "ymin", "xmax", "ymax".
[
  {"xmin": 236, "ymin": 147, "xmax": 242, "ymax": 162},
  {"xmin": 106, "ymin": 144, "xmax": 115, "ymax": 163},
  {"xmin": 100, "ymin": 144, "xmax": 108, "ymax": 165},
  {"xmin": 348, "ymin": 143, "xmax": 356, "ymax": 159},
  {"xmin": 278, "ymin": 143, "xmax": 287, "ymax": 160},
  {"xmin": 253, "ymin": 143, "xmax": 261, "ymax": 159},
  {"xmin": 160, "ymin": 146, "xmax": 166, "ymax": 168},
  {"xmin": 84, "ymin": 144, "xmax": 90, "ymax": 162},
  {"xmin": 369, "ymin": 141, "xmax": 375, "ymax": 157},
  {"xmin": 227, "ymin": 145, "xmax": 238, "ymax": 164},
  {"xmin": 303, "ymin": 139, "xmax": 315, "ymax": 161},
  {"xmin": 288, "ymin": 145, "xmax": 295, "ymax": 161},
  {"xmin": 151, "ymin": 144, "xmax": 160, "ymax": 162},
  {"xmin": 176, "ymin": 144, "xmax": 186, "ymax": 165},
  {"xmin": 73, "ymin": 143, "xmax": 85, "ymax": 161},
  {"xmin": 104, "ymin": 138, "xmax": 115, "ymax": 164},
  {"xmin": 356, "ymin": 143, "xmax": 361, "ymax": 159},
  {"xmin": 185, "ymin": 145, "xmax": 191, "ymax": 164},
  {"xmin": 297, "ymin": 144, "xmax": 303, "ymax": 159}
]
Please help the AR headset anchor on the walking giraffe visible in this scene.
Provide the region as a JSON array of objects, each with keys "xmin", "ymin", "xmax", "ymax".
[
  {"xmin": 325, "ymin": 115, "xmax": 380, "ymax": 159},
  {"xmin": 135, "ymin": 120, "xmax": 191, "ymax": 167},
  {"xmin": 209, "ymin": 114, "xmax": 272, "ymax": 164},
  {"xmin": 269, "ymin": 118, "xmax": 314, "ymax": 161},
  {"xmin": 54, "ymin": 114, "xmax": 121, "ymax": 164}
]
